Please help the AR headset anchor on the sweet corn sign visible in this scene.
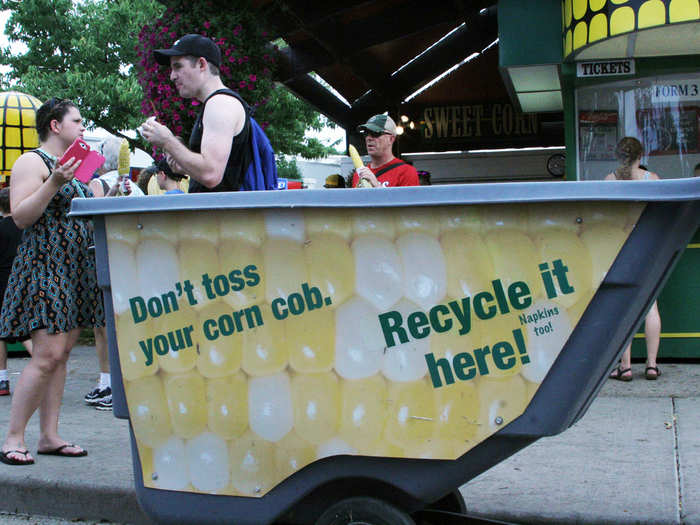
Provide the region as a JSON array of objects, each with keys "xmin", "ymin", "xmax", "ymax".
[{"xmin": 106, "ymin": 202, "xmax": 642, "ymax": 496}]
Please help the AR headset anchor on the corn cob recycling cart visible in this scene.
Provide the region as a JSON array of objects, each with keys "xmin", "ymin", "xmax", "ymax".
[{"xmin": 71, "ymin": 177, "xmax": 700, "ymax": 525}]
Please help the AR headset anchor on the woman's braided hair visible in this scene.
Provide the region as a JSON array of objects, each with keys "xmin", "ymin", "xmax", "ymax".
[{"xmin": 614, "ymin": 137, "xmax": 644, "ymax": 180}]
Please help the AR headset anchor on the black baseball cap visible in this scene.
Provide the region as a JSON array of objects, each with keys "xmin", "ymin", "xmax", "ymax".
[{"xmin": 154, "ymin": 34, "xmax": 222, "ymax": 68}]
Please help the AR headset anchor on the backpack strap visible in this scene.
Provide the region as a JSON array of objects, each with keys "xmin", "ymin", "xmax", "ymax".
[
  {"xmin": 202, "ymin": 88, "xmax": 251, "ymax": 115},
  {"xmin": 374, "ymin": 161, "xmax": 406, "ymax": 178}
]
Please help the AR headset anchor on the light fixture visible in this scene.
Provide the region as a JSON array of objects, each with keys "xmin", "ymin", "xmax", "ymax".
[
  {"xmin": 400, "ymin": 115, "xmax": 409, "ymax": 123},
  {"xmin": 396, "ymin": 125, "xmax": 405, "ymax": 135},
  {"xmin": 505, "ymin": 64, "xmax": 562, "ymax": 112},
  {"xmin": 409, "ymin": 121, "xmax": 415, "ymax": 129}
]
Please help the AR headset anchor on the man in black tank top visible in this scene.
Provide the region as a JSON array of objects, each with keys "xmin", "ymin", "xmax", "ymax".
[{"xmin": 140, "ymin": 34, "xmax": 251, "ymax": 193}]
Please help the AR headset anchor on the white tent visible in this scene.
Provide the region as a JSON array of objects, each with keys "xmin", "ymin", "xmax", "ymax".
[{"xmin": 84, "ymin": 132, "xmax": 154, "ymax": 168}]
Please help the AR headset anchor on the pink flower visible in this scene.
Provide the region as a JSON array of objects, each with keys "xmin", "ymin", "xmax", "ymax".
[
  {"xmin": 204, "ymin": 21, "xmax": 211, "ymax": 29},
  {"xmin": 229, "ymin": 56, "xmax": 235, "ymax": 62},
  {"xmin": 239, "ymin": 81, "xmax": 247, "ymax": 88},
  {"xmin": 191, "ymin": 100, "xmax": 200, "ymax": 106},
  {"xmin": 249, "ymin": 74, "xmax": 256, "ymax": 82}
]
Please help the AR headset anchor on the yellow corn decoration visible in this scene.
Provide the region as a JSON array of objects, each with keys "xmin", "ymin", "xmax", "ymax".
[
  {"xmin": 349, "ymin": 144, "xmax": 372, "ymax": 188},
  {"xmin": 118, "ymin": 139, "xmax": 130, "ymax": 176}
]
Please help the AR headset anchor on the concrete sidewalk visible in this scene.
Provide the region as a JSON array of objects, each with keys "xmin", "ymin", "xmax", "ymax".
[{"xmin": 1, "ymin": 346, "xmax": 698, "ymax": 525}]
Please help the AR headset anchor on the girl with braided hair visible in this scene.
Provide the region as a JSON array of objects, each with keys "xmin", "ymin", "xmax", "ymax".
[{"xmin": 606, "ymin": 137, "xmax": 662, "ymax": 381}]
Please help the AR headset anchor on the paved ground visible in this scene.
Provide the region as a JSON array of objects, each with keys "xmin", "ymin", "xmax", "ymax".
[{"xmin": 1, "ymin": 346, "xmax": 698, "ymax": 524}]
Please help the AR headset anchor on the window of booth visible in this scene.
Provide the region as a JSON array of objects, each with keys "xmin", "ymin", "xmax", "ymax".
[{"xmin": 576, "ymin": 73, "xmax": 700, "ymax": 180}]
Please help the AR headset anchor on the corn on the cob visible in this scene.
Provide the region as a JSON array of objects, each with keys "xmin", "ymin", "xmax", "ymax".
[
  {"xmin": 348, "ymin": 144, "xmax": 363, "ymax": 170},
  {"xmin": 118, "ymin": 139, "xmax": 130, "ymax": 176},
  {"xmin": 349, "ymin": 145, "xmax": 372, "ymax": 188}
]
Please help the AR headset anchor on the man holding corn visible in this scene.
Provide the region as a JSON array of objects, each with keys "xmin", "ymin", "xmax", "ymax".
[
  {"xmin": 140, "ymin": 34, "xmax": 251, "ymax": 193},
  {"xmin": 352, "ymin": 114, "xmax": 419, "ymax": 188}
]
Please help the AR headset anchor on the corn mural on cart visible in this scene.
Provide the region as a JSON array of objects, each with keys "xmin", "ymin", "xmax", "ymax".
[{"xmin": 71, "ymin": 178, "xmax": 700, "ymax": 525}]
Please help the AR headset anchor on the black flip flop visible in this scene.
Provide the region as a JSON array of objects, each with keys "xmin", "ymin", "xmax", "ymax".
[
  {"xmin": 645, "ymin": 366, "xmax": 661, "ymax": 380},
  {"xmin": 0, "ymin": 449, "xmax": 35, "ymax": 466},
  {"xmin": 610, "ymin": 366, "xmax": 632, "ymax": 381},
  {"xmin": 37, "ymin": 444, "xmax": 88, "ymax": 457}
]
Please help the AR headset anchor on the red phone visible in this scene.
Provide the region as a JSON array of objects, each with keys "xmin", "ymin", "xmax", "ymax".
[{"xmin": 58, "ymin": 138, "xmax": 105, "ymax": 183}]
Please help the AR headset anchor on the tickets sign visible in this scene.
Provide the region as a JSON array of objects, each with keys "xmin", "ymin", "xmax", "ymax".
[
  {"xmin": 576, "ymin": 59, "xmax": 635, "ymax": 78},
  {"xmin": 105, "ymin": 202, "xmax": 642, "ymax": 497}
]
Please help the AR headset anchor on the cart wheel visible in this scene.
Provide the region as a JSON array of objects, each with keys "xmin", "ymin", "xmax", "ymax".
[
  {"xmin": 427, "ymin": 490, "xmax": 467, "ymax": 514},
  {"xmin": 315, "ymin": 496, "xmax": 416, "ymax": 525}
]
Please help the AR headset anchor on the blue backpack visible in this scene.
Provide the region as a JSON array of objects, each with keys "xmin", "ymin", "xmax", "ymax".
[
  {"xmin": 241, "ymin": 116, "xmax": 278, "ymax": 191},
  {"xmin": 218, "ymin": 88, "xmax": 277, "ymax": 191}
]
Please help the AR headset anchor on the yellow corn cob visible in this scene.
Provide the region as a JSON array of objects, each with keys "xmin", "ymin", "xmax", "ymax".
[
  {"xmin": 348, "ymin": 144, "xmax": 363, "ymax": 169},
  {"xmin": 349, "ymin": 145, "xmax": 372, "ymax": 188},
  {"xmin": 118, "ymin": 139, "xmax": 130, "ymax": 176}
]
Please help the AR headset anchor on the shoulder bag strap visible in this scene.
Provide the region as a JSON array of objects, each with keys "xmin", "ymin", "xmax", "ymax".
[{"xmin": 374, "ymin": 161, "xmax": 406, "ymax": 178}]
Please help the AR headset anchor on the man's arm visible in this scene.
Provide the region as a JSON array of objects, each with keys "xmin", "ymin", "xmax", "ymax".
[{"xmin": 142, "ymin": 94, "xmax": 245, "ymax": 188}]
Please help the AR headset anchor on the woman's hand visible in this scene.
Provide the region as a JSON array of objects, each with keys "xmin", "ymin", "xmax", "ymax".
[
  {"xmin": 10, "ymin": 152, "xmax": 82, "ymax": 229},
  {"xmin": 106, "ymin": 177, "xmax": 131, "ymax": 196},
  {"xmin": 50, "ymin": 157, "xmax": 81, "ymax": 186}
]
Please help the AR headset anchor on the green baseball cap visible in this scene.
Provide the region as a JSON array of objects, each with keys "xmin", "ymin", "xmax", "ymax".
[{"xmin": 357, "ymin": 114, "xmax": 397, "ymax": 135}]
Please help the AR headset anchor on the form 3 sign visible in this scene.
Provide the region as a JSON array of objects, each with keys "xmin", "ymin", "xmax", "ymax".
[{"xmin": 652, "ymin": 79, "xmax": 700, "ymax": 103}]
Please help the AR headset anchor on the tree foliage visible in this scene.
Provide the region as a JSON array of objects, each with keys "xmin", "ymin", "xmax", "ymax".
[
  {"xmin": 0, "ymin": 0, "xmax": 162, "ymax": 145},
  {"xmin": 276, "ymin": 157, "xmax": 302, "ymax": 180},
  {"xmin": 1, "ymin": 0, "xmax": 339, "ymax": 157},
  {"xmin": 135, "ymin": 0, "xmax": 338, "ymax": 158}
]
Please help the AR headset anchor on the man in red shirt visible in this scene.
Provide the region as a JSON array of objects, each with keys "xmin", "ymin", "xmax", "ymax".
[{"xmin": 352, "ymin": 114, "xmax": 419, "ymax": 188}]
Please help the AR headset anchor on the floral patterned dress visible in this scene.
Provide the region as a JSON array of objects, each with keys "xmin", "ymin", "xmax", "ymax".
[{"xmin": 0, "ymin": 150, "xmax": 104, "ymax": 338}]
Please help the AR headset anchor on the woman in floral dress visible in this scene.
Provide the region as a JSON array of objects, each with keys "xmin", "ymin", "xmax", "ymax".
[{"xmin": 0, "ymin": 99, "xmax": 104, "ymax": 466}]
